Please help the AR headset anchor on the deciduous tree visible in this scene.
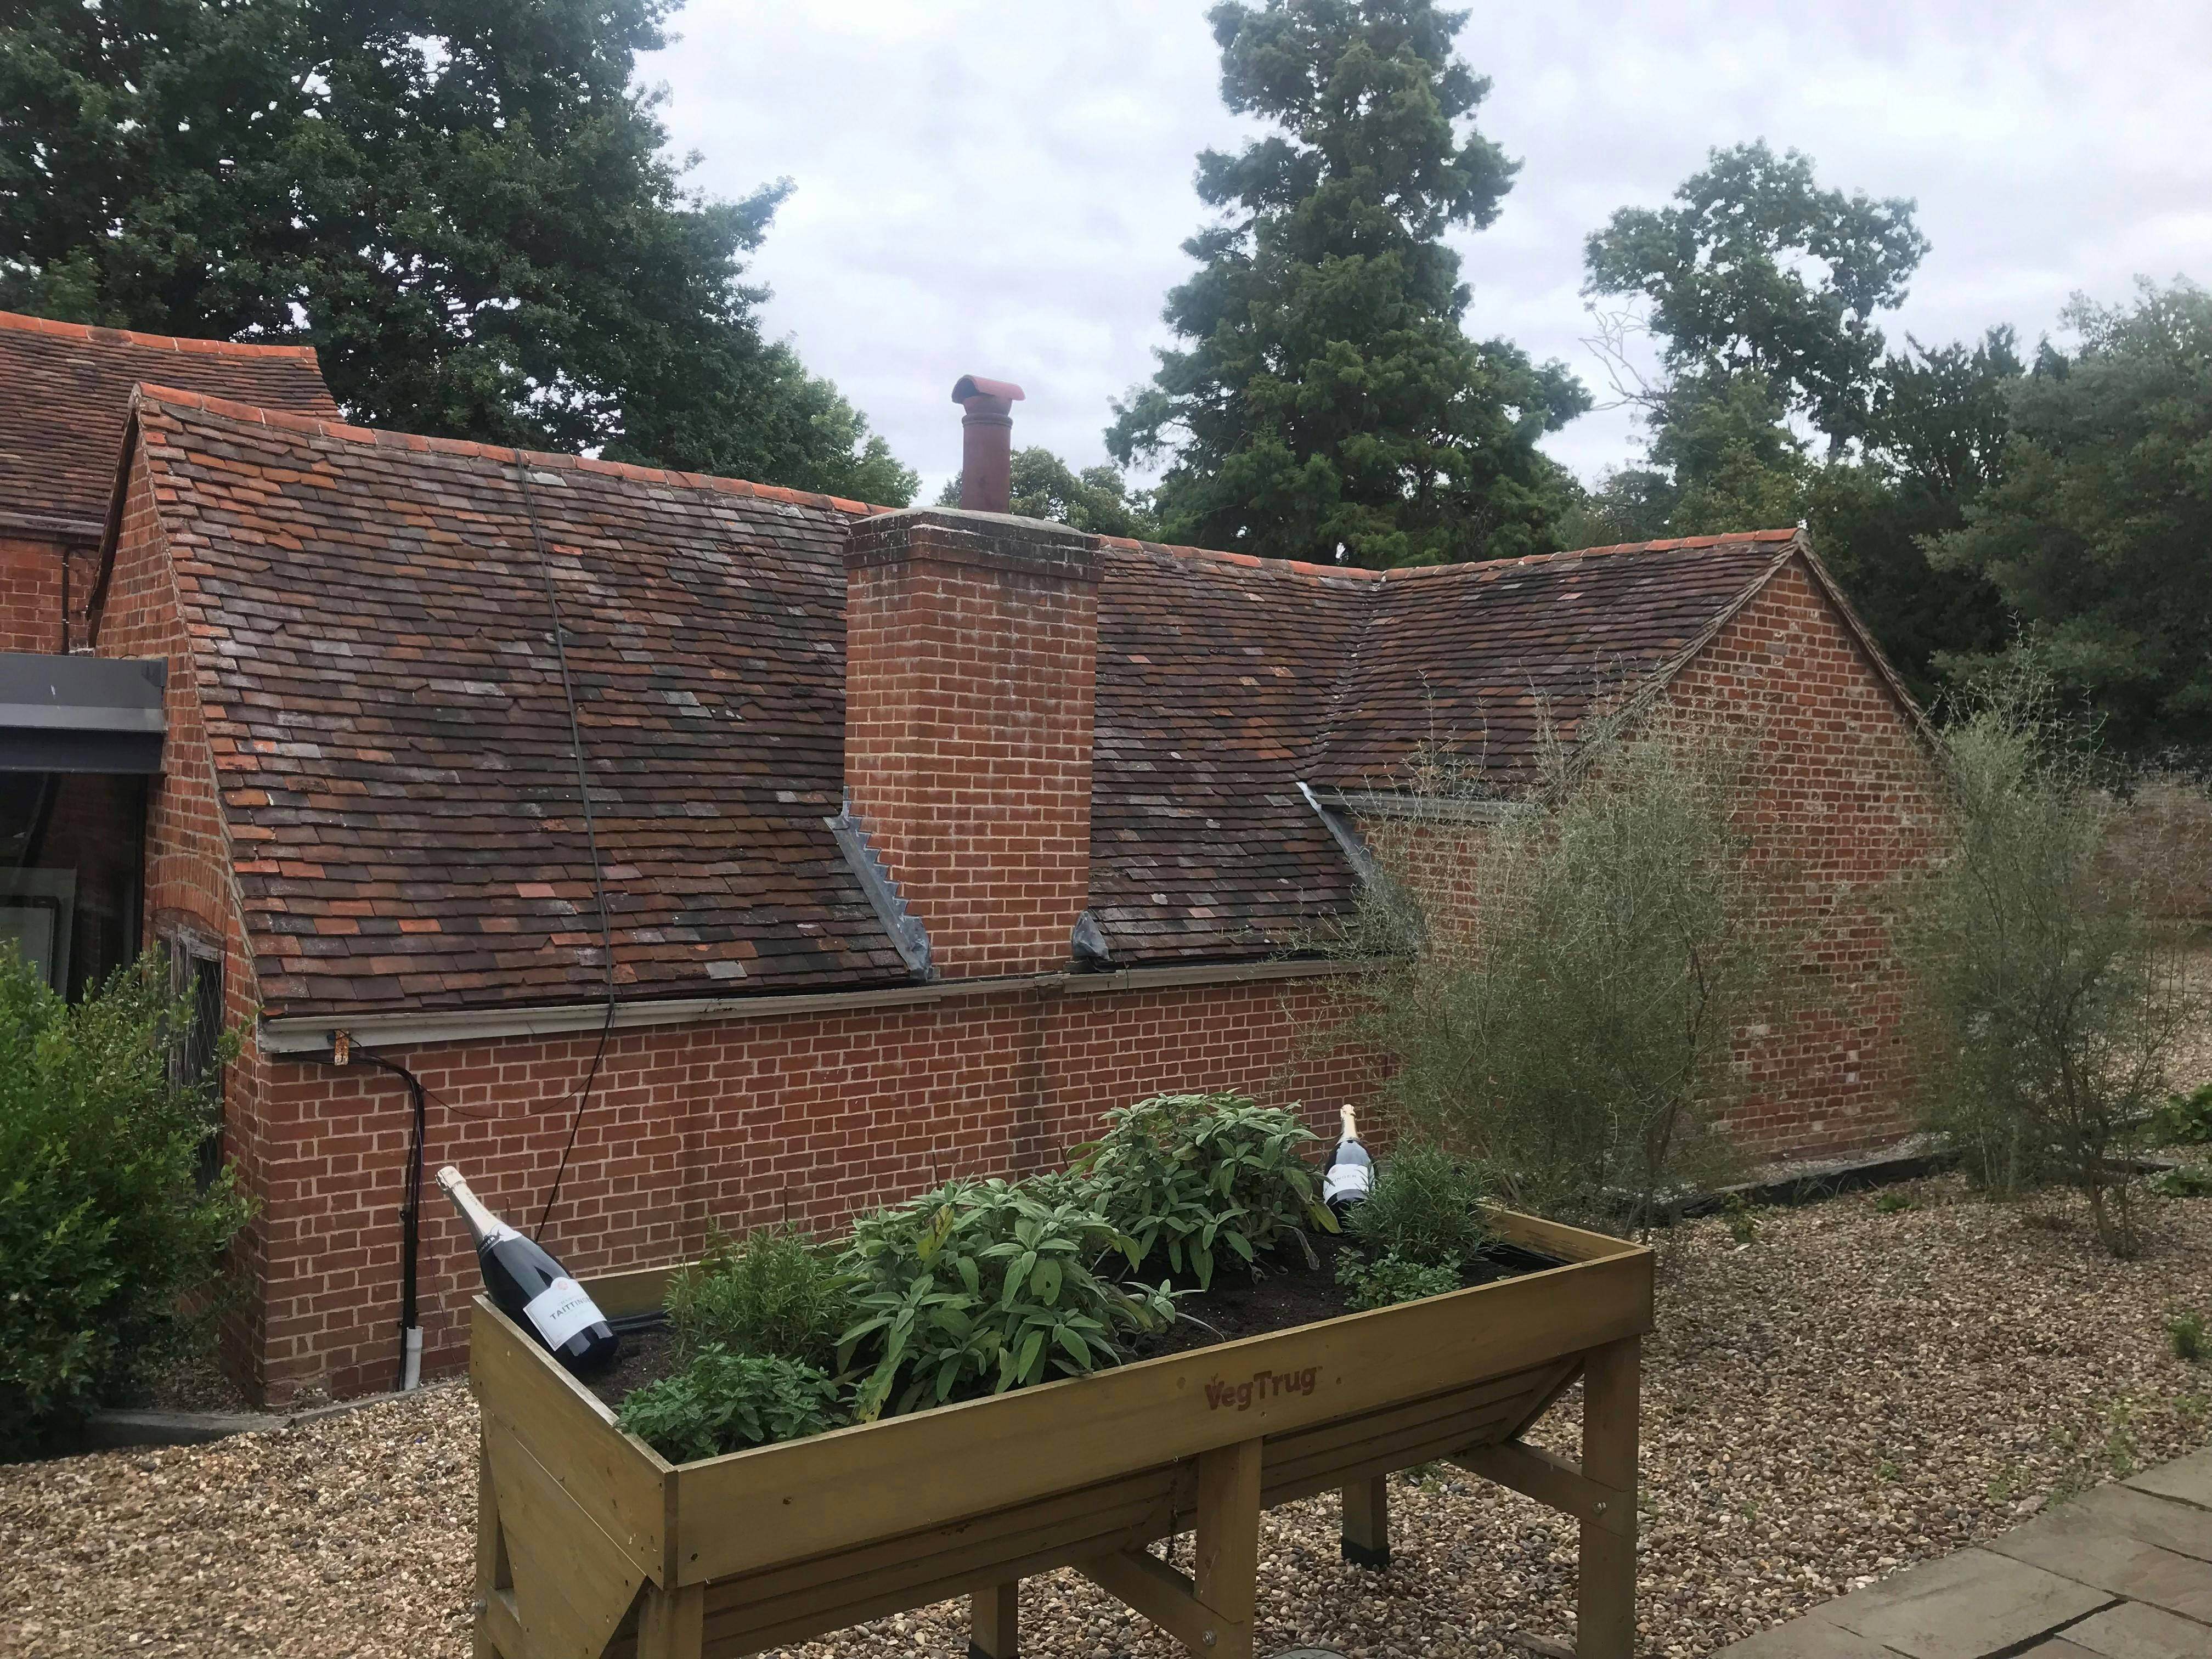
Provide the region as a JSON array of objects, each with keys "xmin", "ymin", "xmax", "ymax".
[{"xmin": 0, "ymin": 0, "xmax": 916, "ymax": 502}]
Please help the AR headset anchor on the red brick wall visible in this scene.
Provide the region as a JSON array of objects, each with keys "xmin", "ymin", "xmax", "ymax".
[
  {"xmin": 844, "ymin": 512, "xmax": 1099, "ymax": 977},
  {"xmin": 1661, "ymin": 559, "xmax": 1945, "ymax": 1159},
  {"xmin": 2, "ymin": 533, "xmax": 61, "ymax": 652},
  {"xmin": 94, "ymin": 453, "xmax": 281, "ymax": 1379},
  {"xmin": 250, "ymin": 977, "xmax": 1378, "ymax": 1402},
  {"xmin": 0, "ymin": 532, "xmax": 101, "ymax": 652}
]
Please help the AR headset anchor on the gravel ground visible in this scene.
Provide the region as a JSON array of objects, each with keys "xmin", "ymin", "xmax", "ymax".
[{"xmin": 7, "ymin": 1178, "xmax": 2212, "ymax": 1659}]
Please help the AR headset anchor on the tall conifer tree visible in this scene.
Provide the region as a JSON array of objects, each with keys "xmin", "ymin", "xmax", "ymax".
[{"xmin": 1108, "ymin": 0, "xmax": 1586, "ymax": 567}]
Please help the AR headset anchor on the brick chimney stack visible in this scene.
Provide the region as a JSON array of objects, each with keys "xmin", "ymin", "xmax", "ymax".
[
  {"xmin": 842, "ymin": 507, "xmax": 1099, "ymax": 978},
  {"xmin": 952, "ymin": 375, "xmax": 1024, "ymax": 514}
]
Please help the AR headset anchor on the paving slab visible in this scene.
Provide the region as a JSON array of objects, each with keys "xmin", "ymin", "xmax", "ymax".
[
  {"xmin": 1814, "ymin": 1547, "xmax": 2114, "ymax": 1659},
  {"xmin": 2127, "ymin": 1449, "xmax": 2212, "ymax": 1512},
  {"xmin": 2016, "ymin": 1644, "xmax": 2107, "ymax": 1658},
  {"xmin": 2067, "ymin": 1483, "xmax": 2212, "ymax": 1564},
  {"xmin": 2060, "ymin": 1600, "xmax": 2212, "ymax": 1659},
  {"xmin": 1989, "ymin": 1502, "xmax": 2212, "ymax": 1622},
  {"xmin": 1717, "ymin": 1618, "xmax": 1901, "ymax": 1658}
]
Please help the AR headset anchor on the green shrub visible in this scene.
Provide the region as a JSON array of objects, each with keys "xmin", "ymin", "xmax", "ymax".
[
  {"xmin": 617, "ymin": 1348, "xmax": 844, "ymax": 1463},
  {"xmin": 1335, "ymin": 1250, "xmax": 1462, "ymax": 1311},
  {"xmin": 2170, "ymin": 1312, "xmax": 2209, "ymax": 1365},
  {"xmin": 1335, "ymin": 710, "xmax": 1778, "ymax": 1231},
  {"xmin": 1347, "ymin": 1143, "xmax": 1490, "ymax": 1269},
  {"xmin": 0, "ymin": 946, "xmax": 252, "ymax": 1457},
  {"xmin": 2154, "ymin": 1166, "xmax": 2212, "ymax": 1198},
  {"xmin": 1723, "ymin": 1193, "xmax": 1762, "ymax": 1245},
  {"xmin": 838, "ymin": 1179, "xmax": 1176, "ymax": 1421},
  {"xmin": 2152, "ymin": 1085, "xmax": 2212, "ymax": 1146},
  {"xmin": 1072, "ymin": 1092, "xmax": 1334, "ymax": 1288},
  {"xmin": 1894, "ymin": 679, "xmax": 2194, "ymax": 1258},
  {"xmin": 664, "ymin": 1222, "xmax": 853, "ymax": 1370}
]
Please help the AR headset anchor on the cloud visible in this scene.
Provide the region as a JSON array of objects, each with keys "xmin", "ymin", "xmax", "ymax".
[{"xmin": 642, "ymin": 1, "xmax": 2212, "ymax": 496}]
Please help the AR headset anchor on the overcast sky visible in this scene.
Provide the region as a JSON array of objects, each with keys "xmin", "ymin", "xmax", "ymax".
[{"xmin": 640, "ymin": 1, "xmax": 2212, "ymax": 500}]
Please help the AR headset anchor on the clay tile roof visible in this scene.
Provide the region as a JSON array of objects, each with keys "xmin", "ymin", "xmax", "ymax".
[
  {"xmin": 0, "ymin": 309, "xmax": 338, "ymax": 536},
  {"xmin": 1083, "ymin": 531, "xmax": 1800, "ymax": 958},
  {"xmin": 1318, "ymin": 531, "xmax": 1801, "ymax": 785},
  {"xmin": 1088, "ymin": 545, "xmax": 1376, "ymax": 961},
  {"xmin": 112, "ymin": 386, "xmax": 1808, "ymax": 1008},
  {"xmin": 117, "ymin": 388, "xmax": 907, "ymax": 1019}
]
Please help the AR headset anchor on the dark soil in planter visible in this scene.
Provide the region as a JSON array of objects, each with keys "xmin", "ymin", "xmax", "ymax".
[
  {"xmin": 582, "ymin": 1230, "xmax": 1566, "ymax": 1413},
  {"xmin": 1122, "ymin": 1230, "xmax": 1564, "ymax": 1362}
]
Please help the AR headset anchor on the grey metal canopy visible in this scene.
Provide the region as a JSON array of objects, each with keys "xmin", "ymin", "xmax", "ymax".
[{"xmin": 0, "ymin": 653, "xmax": 166, "ymax": 773}]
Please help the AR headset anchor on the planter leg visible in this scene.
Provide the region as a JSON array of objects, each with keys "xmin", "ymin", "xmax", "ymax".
[
  {"xmin": 636, "ymin": 1583, "xmax": 706, "ymax": 1659},
  {"xmin": 1340, "ymin": 1475, "xmax": 1390, "ymax": 1570},
  {"xmin": 475, "ymin": 1430, "xmax": 513, "ymax": 1659},
  {"xmin": 1577, "ymin": 1338, "xmax": 1640, "ymax": 1659},
  {"xmin": 969, "ymin": 1579, "xmax": 1019, "ymax": 1659},
  {"xmin": 1194, "ymin": 1437, "xmax": 1263, "ymax": 1659}
]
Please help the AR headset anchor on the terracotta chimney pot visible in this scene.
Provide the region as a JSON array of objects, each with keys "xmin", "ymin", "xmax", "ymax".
[{"xmin": 952, "ymin": 375, "xmax": 1025, "ymax": 514}]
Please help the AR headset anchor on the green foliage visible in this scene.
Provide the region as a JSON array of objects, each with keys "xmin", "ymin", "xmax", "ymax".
[
  {"xmin": 1874, "ymin": 1189, "xmax": 1916, "ymax": 1214},
  {"xmin": 0, "ymin": 947, "xmax": 253, "ymax": 1455},
  {"xmin": 1584, "ymin": 140, "xmax": 1928, "ymax": 451},
  {"xmin": 1936, "ymin": 282, "xmax": 2212, "ymax": 756},
  {"xmin": 0, "ymin": 0, "xmax": 916, "ymax": 504},
  {"xmin": 1342, "ymin": 710, "xmax": 1779, "ymax": 1229},
  {"xmin": 1073, "ymin": 1093, "xmax": 1334, "ymax": 1289},
  {"xmin": 1894, "ymin": 677, "xmax": 2193, "ymax": 1256},
  {"xmin": 2153, "ymin": 1166, "xmax": 2212, "ymax": 1198},
  {"xmin": 1722, "ymin": 1194, "xmax": 1762, "ymax": 1245},
  {"xmin": 2152, "ymin": 1085, "xmax": 2212, "ymax": 1147},
  {"xmin": 837, "ymin": 1180, "xmax": 1176, "ymax": 1422},
  {"xmin": 1107, "ymin": 0, "xmax": 1588, "ymax": 567},
  {"xmin": 2170, "ymin": 1312, "xmax": 2209, "ymax": 1364},
  {"xmin": 616, "ymin": 1349, "xmax": 844, "ymax": 1465},
  {"xmin": 663, "ymin": 1223, "xmax": 853, "ymax": 1372},
  {"xmin": 1335, "ymin": 1249, "xmax": 1460, "ymax": 1311},
  {"xmin": 1345, "ymin": 1143, "xmax": 1489, "ymax": 1269},
  {"xmin": 938, "ymin": 448, "xmax": 1158, "ymax": 538}
]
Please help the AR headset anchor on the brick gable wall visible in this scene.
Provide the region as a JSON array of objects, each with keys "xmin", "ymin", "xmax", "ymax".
[
  {"xmin": 94, "ymin": 455, "xmax": 282, "ymax": 1375},
  {"xmin": 1662, "ymin": 558, "xmax": 1943, "ymax": 1158}
]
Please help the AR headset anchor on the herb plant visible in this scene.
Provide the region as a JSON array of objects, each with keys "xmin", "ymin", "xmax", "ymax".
[
  {"xmin": 617, "ymin": 1348, "xmax": 845, "ymax": 1464},
  {"xmin": 1073, "ymin": 1093, "xmax": 1335, "ymax": 1289},
  {"xmin": 664, "ymin": 1222, "xmax": 854, "ymax": 1370},
  {"xmin": 838, "ymin": 1180, "xmax": 1176, "ymax": 1421},
  {"xmin": 1347, "ymin": 1143, "xmax": 1491, "ymax": 1269},
  {"xmin": 1336, "ymin": 1251, "xmax": 1462, "ymax": 1311}
]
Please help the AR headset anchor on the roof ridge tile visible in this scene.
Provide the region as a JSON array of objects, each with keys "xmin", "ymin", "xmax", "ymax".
[
  {"xmin": 130, "ymin": 385, "xmax": 908, "ymax": 517},
  {"xmin": 0, "ymin": 307, "xmax": 323, "ymax": 362}
]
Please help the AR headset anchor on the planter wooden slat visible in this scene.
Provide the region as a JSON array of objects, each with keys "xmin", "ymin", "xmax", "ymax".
[{"xmin": 470, "ymin": 1206, "xmax": 1654, "ymax": 1659}]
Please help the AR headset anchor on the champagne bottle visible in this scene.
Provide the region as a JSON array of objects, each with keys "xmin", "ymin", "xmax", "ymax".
[
  {"xmin": 1322, "ymin": 1103, "xmax": 1373, "ymax": 1217},
  {"xmin": 437, "ymin": 1165, "xmax": 619, "ymax": 1375}
]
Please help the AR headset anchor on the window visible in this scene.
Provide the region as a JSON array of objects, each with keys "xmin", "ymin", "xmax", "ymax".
[{"xmin": 167, "ymin": 932, "xmax": 226, "ymax": 1187}]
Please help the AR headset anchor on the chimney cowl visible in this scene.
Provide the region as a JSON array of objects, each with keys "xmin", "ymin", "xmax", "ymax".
[{"xmin": 952, "ymin": 374, "xmax": 1025, "ymax": 513}]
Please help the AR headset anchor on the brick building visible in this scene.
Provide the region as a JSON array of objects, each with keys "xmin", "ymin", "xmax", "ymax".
[
  {"xmin": 0, "ymin": 312, "xmax": 337, "ymax": 995},
  {"xmin": 0, "ymin": 308, "xmax": 337, "ymax": 655},
  {"xmin": 84, "ymin": 380, "xmax": 1943, "ymax": 1402}
]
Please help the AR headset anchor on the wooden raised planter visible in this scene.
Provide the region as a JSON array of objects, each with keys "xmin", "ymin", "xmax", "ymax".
[{"xmin": 469, "ymin": 1209, "xmax": 1653, "ymax": 1659}]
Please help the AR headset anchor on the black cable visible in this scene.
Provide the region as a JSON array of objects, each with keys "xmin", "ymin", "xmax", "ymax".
[
  {"xmin": 301, "ymin": 1043, "xmax": 426, "ymax": 1393},
  {"xmin": 512, "ymin": 457, "xmax": 619, "ymax": 1244}
]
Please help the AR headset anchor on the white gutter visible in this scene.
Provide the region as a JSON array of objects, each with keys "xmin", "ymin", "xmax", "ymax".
[{"xmin": 255, "ymin": 957, "xmax": 1359, "ymax": 1056}]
